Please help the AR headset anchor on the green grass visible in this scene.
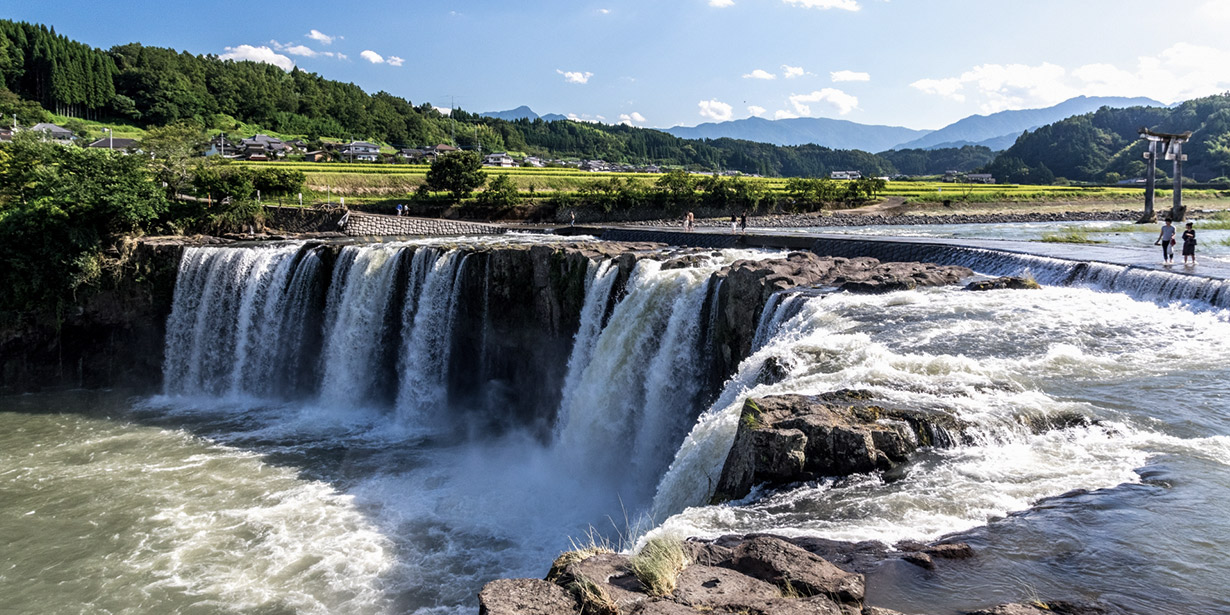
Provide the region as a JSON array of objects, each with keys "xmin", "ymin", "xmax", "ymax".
[
  {"xmin": 1040, "ymin": 229, "xmax": 1108, "ymax": 244},
  {"xmin": 629, "ymin": 536, "xmax": 689, "ymax": 597}
]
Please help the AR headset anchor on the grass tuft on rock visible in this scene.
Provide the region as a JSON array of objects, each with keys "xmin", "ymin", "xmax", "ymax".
[
  {"xmin": 567, "ymin": 575, "xmax": 620, "ymax": 615},
  {"xmin": 1039, "ymin": 229, "xmax": 1107, "ymax": 244},
  {"xmin": 547, "ymin": 530, "xmax": 616, "ymax": 583},
  {"xmin": 629, "ymin": 536, "xmax": 690, "ymax": 597}
]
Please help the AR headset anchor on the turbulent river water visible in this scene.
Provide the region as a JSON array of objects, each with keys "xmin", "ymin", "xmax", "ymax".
[{"xmin": 2, "ymin": 232, "xmax": 1228, "ymax": 615}]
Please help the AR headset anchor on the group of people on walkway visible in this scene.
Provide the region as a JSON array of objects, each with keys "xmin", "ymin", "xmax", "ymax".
[
  {"xmin": 1156, "ymin": 218, "xmax": 1197, "ymax": 266},
  {"xmin": 682, "ymin": 211, "xmax": 749, "ymax": 234}
]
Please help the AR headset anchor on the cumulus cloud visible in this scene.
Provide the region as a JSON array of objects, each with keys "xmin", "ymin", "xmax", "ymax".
[
  {"xmin": 699, "ymin": 99, "xmax": 734, "ymax": 122},
  {"xmin": 1197, "ymin": 0, "xmax": 1230, "ymax": 22},
  {"xmin": 360, "ymin": 50, "xmax": 385, "ymax": 64},
  {"xmin": 306, "ymin": 29, "xmax": 336, "ymax": 45},
  {"xmin": 782, "ymin": 65, "xmax": 806, "ymax": 79},
  {"xmin": 619, "ymin": 112, "xmax": 647, "ymax": 125},
  {"xmin": 710, "ymin": 0, "xmax": 735, "ymax": 6},
  {"xmin": 782, "ymin": 0, "xmax": 860, "ymax": 11},
  {"xmin": 789, "ymin": 88, "xmax": 859, "ymax": 115},
  {"xmin": 566, "ymin": 113, "xmax": 604, "ymax": 123},
  {"xmin": 774, "ymin": 109, "xmax": 799, "ymax": 120},
  {"xmin": 831, "ymin": 70, "xmax": 870, "ymax": 82},
  {"xmin": 599, "ymin": 8, "xmax": 611, "ymax": 14},
  {"xmin": 387, "ymin": 56, "xmax": 405, "ymax": 67},
  {"xmin": 910, "ymin": 44, "xmax": 1230, "ymax": 113},
  {"xmin": 220, "ymin": 45, "xmax": 294, "ymax": 71},
  {"xmin": 743, "ymin": 69, "xmax": 776, "ymax": 80},
  {"xmin": 558, "ymin": 69, "xmax": 594, "ymax": 84},
  {"xmin": 748, "ymin": 105, "xmax": 767, "ymax": 116}
]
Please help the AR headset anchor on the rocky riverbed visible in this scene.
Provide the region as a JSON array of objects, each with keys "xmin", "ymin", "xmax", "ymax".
[{"xmin": 629, "ymin": 209, "xmax": 1142, "ymax": 230}]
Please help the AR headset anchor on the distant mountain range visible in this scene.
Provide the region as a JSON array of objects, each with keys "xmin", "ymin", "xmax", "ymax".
[
  {"xmin": 483, "ymin": 95, "xmax": 1167, "ymax": 153},
  {"xmin": 663, "ymin": 117, "xmax": 929, "ymax": 153},
  {"xmin": 892, "ymin": 95, "xmax": 1165, "ymax": 151},
  {"xmin": 479, "ymin": 106, "xmax": 568, "ymax": 122}
]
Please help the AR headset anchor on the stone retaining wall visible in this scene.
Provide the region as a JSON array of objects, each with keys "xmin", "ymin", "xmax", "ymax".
[
  {"xmin": 263, "ymin": 206, "xmax": 347, "ymax": 233},
  {"xmin": 342, "ymin": 212, "xmax": 507, "ymax": 237}
]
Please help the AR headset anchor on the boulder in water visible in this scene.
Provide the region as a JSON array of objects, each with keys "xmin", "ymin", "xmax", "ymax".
[
  {"xmin": 724, "ymin": 536, "xmax": 865, "ymax": 605},
  {"xmin": 713, "ymin": 391, "xmax": 966, "ymax": 503},
  {"xmin": 964, "ymin": 276, "xmax": 1041, "ymax": 291}
]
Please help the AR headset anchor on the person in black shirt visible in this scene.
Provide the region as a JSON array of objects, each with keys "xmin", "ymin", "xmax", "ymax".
[{"xmin": 1182, "ymin": 222, "xmax": 1197, "ymax": 266}]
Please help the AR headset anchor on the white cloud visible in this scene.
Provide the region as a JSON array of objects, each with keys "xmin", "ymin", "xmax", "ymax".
[
  {"xmin": 748, "ymin": 105, "xmax": 767, "ymax": 117},
  {"xmin": 557, "ymin": 69, "xmax": 594, "ymax": 84},
  {"xmin": 619, "ymin": 112, "xmax": 647, "ymax": 125},
  {"xmin": 282, "ymin": 44, "xmax": 319, "ymax": 58},
  {"xmin": 910, "ymin": 45, "xmax": 1230, "ymax": 113},
  {"xmin": 360, "ymin": 50, "xmax": 385, "ymax": 64},
  {"xmin": 909, "ymin": 77, "xmax": 966, "ymax": 102},
  {"xmin": 434, "ymin": 106, "xmax": 452, "ymax": 116},
  {"xmin": 306, "ymin": 29, "xmax": 336, "ymax": 45},
  {"xmin": 387, "ymin": 56, "xmax": 405, "ymax": 67},
  {"xmin": 782, "ymin": 65, "xmax": 806, "ymax": 79},
  {"xmin": 599, "ymin": 8, "xmax": 611, "ymax": 14},
  {"xmin": 789, "ymin": 88, "xmax": 860, "ymax": 115},
  {"xmin": 774, "ymin": 109, "xmax": 799, "ymax": 120},
  {"xmin": 743, "ymin": 69, "xmax": 776, "ymax": 80},
  {"xmin": 219, "ymin": 45, "xmax": 294, "ymax": 71},
  {"xmin": 566, "ymin": 113, "xmax": 602, "ymax": 123},
  {"xmin": 831, "ymin": 70, "xmax": 870, "ymax": 82},
  {"xmin": 782, "ymin": 0, "xmax": 860, "ymax": 11},
  {"xmin": 710, "ymin": 0, "xmax": 735, "ymax": 6},
  {"xmin": 1198, "ymin": 0, "xmax": 1230, "ymax": 22},
  {"xmin": 698, "ymin": 99, "xmax": 734, "ymax": 122}
]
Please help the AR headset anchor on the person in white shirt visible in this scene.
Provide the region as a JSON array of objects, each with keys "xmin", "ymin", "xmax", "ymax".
[{"xmin": 1155, "ymin": 218, "xmax": 1176, "ymax": 264}]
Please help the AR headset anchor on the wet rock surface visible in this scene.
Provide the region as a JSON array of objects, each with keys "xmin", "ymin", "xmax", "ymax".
[
  {"xmin": 713, "ymin": 390, "xmax": 967, "ymax": 503},
  {"xmin": 964, "ymin": 276, "xmax": 1041, "ymax": 291},
  {"xmin": 479, "ymin": 534, "xmax": 991, "ymax": 615}
]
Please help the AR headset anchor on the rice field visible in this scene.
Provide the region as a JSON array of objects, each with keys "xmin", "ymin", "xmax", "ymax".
[{"xmin": 229, "ymin": 160, "xmax": 1230, "ymax": 206}]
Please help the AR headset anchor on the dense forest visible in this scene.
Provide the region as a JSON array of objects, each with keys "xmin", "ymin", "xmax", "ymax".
[
  {"xmin": 0, "ymin": 19, "xmax": 977, "ymax": 178},
  {"xmin": 982, "ymin": 95, "xmax": 1230, "ymax": 183},
  {"xmin": 4, "ymin": 19, "xmax": 1229, "ymax": 182}
]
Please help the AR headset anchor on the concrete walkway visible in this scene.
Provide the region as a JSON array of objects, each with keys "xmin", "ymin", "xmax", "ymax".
[{"xmin": 551, "ymin": 225, "xmax": 1230, "ymax": 282}]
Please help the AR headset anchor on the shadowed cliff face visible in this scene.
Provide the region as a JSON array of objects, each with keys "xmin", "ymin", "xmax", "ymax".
[{"xmin": 0, "ymin": 239, "xmax": 185, "ymax": 393}]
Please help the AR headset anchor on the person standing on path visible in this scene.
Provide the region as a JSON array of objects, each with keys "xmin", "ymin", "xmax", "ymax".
[
  {"xmin": 1182, "ymin": 222, "xmax": 1197, "ymax": 266},
  {"xmin": 396, "ymin": 203, "xmax": 404, "ymax": 217},
  {"xmin": 740, "ymin": 211, "xmax": 748, "ymax": 234},
  {"xmin": 685, "ymin": 211, "xmax": 694, "ymax": 232},
  {"xmin": 730, "ymin": 214, "xmax": 737, "ymax": 234},
  {"xmin": 1156, "ymin": 218, "xmax": 1177, "ymax": 264}
]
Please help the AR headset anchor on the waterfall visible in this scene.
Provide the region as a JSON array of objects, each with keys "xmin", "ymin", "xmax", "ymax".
[
  {"xmin": 163, "ymin": 244, "xmax": 320, "ymax": 398},
  {"xmin": 319, "ymin": 245, "xmax": 406, "ymax": 408},
  {"xmin": 556, "ymin": 258, "xmax": 619, "ymax": 422},
  {"xmin": 918, "ymin": 246, "xmax": 1230, "ymax": 310},
  {"xmin": 396, "ymin": 250, "xmax": 467, "ymax": 418},
  {"xmin": 553, "ymin": 259, "xmax": 722, "ymax": 500}
]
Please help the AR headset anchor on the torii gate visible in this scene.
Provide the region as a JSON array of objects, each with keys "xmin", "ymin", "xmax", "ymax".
[{"xmin": 1138, "ymin": 128, "xmax": 1192, "ymax": 223}]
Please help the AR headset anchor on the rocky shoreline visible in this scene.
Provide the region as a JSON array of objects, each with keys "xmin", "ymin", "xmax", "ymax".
[
  {"xmin": 479, "ymin": 531, "xmax": 1109, "ymax": 615},
  {"xmin": 629, "ymin": 209, "xmax": 1141, "ymax": 230}
]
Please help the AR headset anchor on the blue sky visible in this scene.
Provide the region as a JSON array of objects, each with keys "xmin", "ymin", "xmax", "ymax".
[{"xmin": 5, "ymin": 0, "xmax": 1230, "ymax": 130}]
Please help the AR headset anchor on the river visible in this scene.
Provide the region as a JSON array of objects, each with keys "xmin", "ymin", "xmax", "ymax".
[{"xmin": 2, "ymin": 233, "xmax": 1227, "ymax": 615}]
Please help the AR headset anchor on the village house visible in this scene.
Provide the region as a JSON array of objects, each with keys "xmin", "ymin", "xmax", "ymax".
[
  {"xmin": 483, "ymin": 152, "xmax": 515, "ymax": 167},
  {"xmin": 240, "ymin": 134, "xmax": 288, "ymax": 160},
  {"xmin": 86, "ymin": 136, "xmax": 139, "ymax": 152},
  {"xmin": 830, "ymin": 170, "xmax": 861, "ymax": 180},
  {"xmin": 30, "ymin": 122, "xmax": 75, "ymax": 144},
  {"xmin": 340, "ymin": 141, "xmax": 380, "ymax": 162},
  {"xmin": 522, "ymin": 156, "xmax": 545, "ymax": 168},
  {"xmin": 965, "ymin": 173, "xmax": 996, "ymax": 184}
]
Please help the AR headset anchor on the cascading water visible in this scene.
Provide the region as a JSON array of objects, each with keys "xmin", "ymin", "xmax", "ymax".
[
  {"xmin": 396, "ymin": 249, "xmax": 466, "ymax": 418},
  {"xmin": 28, "ymin": 236, "xmax": 1228, "ymax": 615},
  {"xmin": 163, "ymin": 243, "xmax": 323, "ymax": 399},
  {"xmin": 556, "ymin": 258, "xmax": 619, "ymax": 417}
]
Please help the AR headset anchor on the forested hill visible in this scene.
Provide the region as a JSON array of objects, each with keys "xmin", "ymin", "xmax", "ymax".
[
  {"xmin": 982, "ymin": 95, "xmax": 1230, "ymax": 184},
  {"xmin": 0, "ymin": 19, "xmax": 987, "ymax": 178}
]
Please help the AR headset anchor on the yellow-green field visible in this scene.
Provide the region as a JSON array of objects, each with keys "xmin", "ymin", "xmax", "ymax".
[{"xmin": 227, "ymin": 161, "xmax": 1230, "ymax": 210}]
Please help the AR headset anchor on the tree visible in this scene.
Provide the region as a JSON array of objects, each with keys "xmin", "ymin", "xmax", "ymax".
[
  {"xmin": 425, "ymin": 151, "xmax": 485, "ymax": 199},
  {"xmin": 476, "ymin": 173, "xmax": 522, "ymax": 208},
  {"xmin": 140, "ymin": 120, "xmax": 208, "ymax": 199}
]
